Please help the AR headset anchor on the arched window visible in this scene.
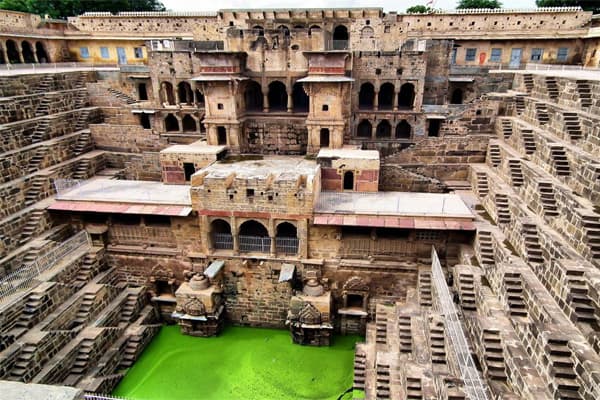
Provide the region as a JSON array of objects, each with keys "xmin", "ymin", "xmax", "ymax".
[
  {"xmin": 164, "ymin": 114, "xmax": 179, "ymax": 132},
  {"xmin": 195, "ymin": 89, "xmax": 205, "ymax": 106},
  {"xmin": 333, "ymin": 25, "xmax": 349, "ymax": 50},
  {"xmin": 343, "ymin": 171, "xmax": 354, "ymax": 190},
  {"xmin": 139, "ymin": 113, "xmax": 151, "ymax": 129},
  {"xmin": 217, "ymin": 126, "xmax": 227, "ymax": 145},
  {"xmin": 320, "ymin": 128, "xmax": 330, "ymax": 148},
  {"xmin": 0, "ymin": 46, "xmax": 5, "ymax": 64},
  {"xmin": 21, "ymin": 41, "xmax": 34, "ymax": 63},
  {"xmin": 6, "ymin": 40, "xmax": 20, "ymax": 64},
  {"xmin": 359, "ymin": 83, "xmax": 375, "ymax": 109},
  {"xmin": 182, "ymin": 115, "xmax": 197, "ymax": 132},
  {"xmin": 268, "ymin": 81, "xmax": 287, "ymax": 111},
  {"xmin": 308, "ymin": 25, "xmax": 321, "ymax": 36},
  {"xmin": 278, "ymin": 25, "xmax": 290, "ymax": 37},
  {"xmin": 35, "ymin": 42, "xmax": 49, "ymax": 63},
  {"xmin": 276, "ymin": 222, "xmax": 298, "ymax": 254},
  {"xmin": 292, "ymin": 82, "xmax": 309, "ymax": 112},
  {"xmin": 211, "ymin": 219, "xmax": 233, "ymax": 250},
  {"xmin": 161, "ymin": 81, "xmax": 175, "ymax": 105},
  {"xmin": 253, "ymin": 25, "xmax": 264, "ymax": 37},
  {"xmin": 177, "ymin": 81, "xmax": 192, "ymax": 104},
  {"xmin": 360, "ymin": 26, "xmax": 374, "ymax": 39},
  {"xmin": 357, "ymin": 120, "xmax": 372, "ymax": 138},
  {"xmin": 378, "ymin": 83, "xmax": 395, "ymax": 110},
  {"xmin": 395, "ymin": 120, "xmax": 412, "ymax": 139},
  {"xmin": 451, "ymin": 88, "xmax": 463, "ymax": 104},
  {"xmin": 398, "ymin": 83, "xmax": 415, "ymax": 109},
  {"xmin": 244, "ymin": 80, "xmax": 263, "ymax": 111},
  {"xmin": 239, "ymin": 220, "xmax": 270, "ymax": 252},
  {"xmin": 138, "ymin": 83, "xmax": 148, "ymax": 100},
  {"xmin": 376, "ymin": 120, "xmax": 391, "ymax": 138}
]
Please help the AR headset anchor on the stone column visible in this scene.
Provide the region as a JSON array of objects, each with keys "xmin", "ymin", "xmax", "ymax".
[
  {"xmin": 270, "ymin": 236, "xmax": 276, "ymax": 256},
  {"xmin": 393, "ymin": 90, "xmax": 399, "ymax": 111},
  {"xmin": 2, "ymin": 45, "xmax": 8, "ymax": 64},
  {"xmin": 231, "ymin": 216, "xmax": 239, "ymax": 255},
  {"xmin": 263, "ymin": 93, "xmax": 269, "ymax": 112},
  {"xmin": 371, "ymin": 124, "xmax": 377, "ymax": 139},
  {"xmin": 175, "ymin": 84, "xmax": 181, "ymax": 104},
  {"xmin": 17, "ymin": 48, "xmax": 24, "ymax": 63},
  {"xmin": 32, "ymin": 50, "xmax": 39, "ymax": 63},
  {"xmin": 373, "ymin": 90, "xmax": 379, "ymax": 111},
  {"xmin": 201, "ymin": 215, "xmax": 211, "ymax": 253},
  {"xmin": 298, "ymin": 219, "xmax": 308, "ymax": 259},
  {"xmin": 287, "ymin": 93, "xmax": 293, "ymax": 113}
]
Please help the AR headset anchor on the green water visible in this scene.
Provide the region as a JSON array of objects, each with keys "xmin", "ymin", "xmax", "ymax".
[{"xmin": 113, "ymin": 325, "xmax": 362, "ymax": 400}]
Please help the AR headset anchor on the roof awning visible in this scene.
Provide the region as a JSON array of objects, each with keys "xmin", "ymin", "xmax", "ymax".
[
  {"xmin": 449, "ymin": 77, "xmax": 475, "ymax": 82},
  {"xmin": 313, "ymin": 214, "xmax": 475, "ymax": 231},
  {"xmin": 296, "ymin": 75, "xmax": 354, "ymax": 83},
  {"xmin": 48, "ymin": 200, "xmax": 192, "ymax": 217},
  {"xmin": 131, "ymin": 109, "xmax": 156, "ymax": 114},
  {"xmin": 204, "ymin": 260, "xmax": 225, "ymax": 278},
  {"xmin": 191, "ymin": 75, "xmax": 248, "ymax": 82},
  {"xmin": 278, "ymin": 263, "xmax": 296, "ymax": 283},
  {"xmin": 426, "ymin": 115, "xmax": 447, "ymax": 120}
]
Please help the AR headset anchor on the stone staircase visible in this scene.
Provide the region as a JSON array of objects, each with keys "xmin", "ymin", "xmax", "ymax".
[
  {"xmin": 488, "ymin": 143, "xmax": 501, "ymax": 167},
  {"xmin": 520, "ymin": 128, "xmax": 536, "ymax": 155},
  {"xmin": 477, "ymin": 231, "xmax": 495, "ymax": 265},
  {"xmin": 474, "ymin": 170, "xmax": 489, "ymax": 197},
  {"xmin": 74, "ymin": 109, "xmax": 91, "ymax": 132},
  {"xmin": 575, "ymin": 80, "xmax": 592, "ymax": 108},
  {"xmin": 8, "ymin": 343, "xmax": 37, "ymax": 381},
  {"xmin": 503, "ymin": 273, "xmax": 528, "ymax": 318},
  {"xmin": 429, "ymin": 320, "xmax": 446, "ymax": 364},
  {"xmin": 549, "ymin": 144, "xmax": 570, "ymax": 176},
  {"xmin": 71, "ymin": 338, "xmax": 94, "ymax": 375},
  {"xmin": 523, "ymin": 74, "xmax": 534, "ymax": 93},
  {"xmin": 545, "ymin": 338, "xmax": 581, "ymax": 400},
  {"xmin": 495, "ymin": 194, "xmax": 511, "ymax": 224},
  {"xmin": 375, "ymin": 308, "xmax": 388, "ymax": 345},
  {"xmin": 457, "ymin": 273, "xmax": 476, "ymax": 311},
  {"xmin": 515, "ymin": 94, "xmax": 526, "ymax": 114},
  {"xmin": 119, "ymin": 293, "xmax": 139, "ymax": 324},
  {"xmin": 72, "ymin": 293, "xmax": 96, "ymax": 327},
  {"xmin": 24, "ymin": 175, "xmax": 46, "ymax": 207},
  {"xmin": 72, "ymin": 158, "xmax": 91, "ymax": 180},
  {"xmin": 14, "ymin": 293, "xmax": 45, "ymax": 329},
  {"xmin": 107, "ymin": 88, "xmax": 136, "ymax": 105},
  {"xmin": 500, "ymin": 119, "xmax": 513, "ymax": 139},
  {"xmin": 581, "ymin": 214, "xmax": 600, "ymax": 262},
  {"xmin": 406, "ymin": 376, "xmax": 423, "ymax": 400},
  {"xmin": 507, "ymin": 158, "xmax": 524, "ymax": 187},
  {"xmin": 565, "ymin": 271, "xmax": 596, "ymax": 324},
  {"xmin": 35, "ymin": 96, "xmax": 52, "ymax": 117},
  {"xmin": 538, "ymin": 181, "xmax": 559, "ymax": 217},
  {"xmin": 74, "ymin": 252, "xmax": 100, "ymax": 286},
  {"xmin": 19, "ymin": 210, "xmax": 46, "ymax": 244},
  {"xmin": 375, "ymin": 362, "xmax": 391, "ymax": 399},
  {"xmin": 73, "ymin": 130, "xmax": 92, "ymax": 156},
  {"xmin": 398, "ymin": 315, "xmax": 412, "ymax": 354},
  {"xmin": 482, "ymin": 329, "xmax": 506, "ymax": 381},
  {"xmin": 535, "ymin": 102, "xmax": 550, "ymax": 125},
  {"xmin": 34, "ymin": 76, "xmax": 54, "ymax": 94},
  {"xmin": 75, "ymin": 72, "xmax": 89, "ymax": 89},
  {"xmin": 563, "ymin": 112, "xmax": 583, "ymax": 141},
  {"xmin": 545, "ymin": 76, "xmax": 559, "ymax": 99},
  {"xmin": 522, "ymin": 223, "xmax": 543, "ymax": 264},
  {"xmin": 353, "ymin": 349, "xmax": 366, "ymax": 391},
  {"xmin": 27, "ymin": 146, "xmax": 48, "ymax": 174},
  {"xmin": 417, "ymin": 269, "xmax": 433, "ymax": 307},
  {"xmin": 31, "ymin": 119, "xmax": 50, "ymax": 143}
]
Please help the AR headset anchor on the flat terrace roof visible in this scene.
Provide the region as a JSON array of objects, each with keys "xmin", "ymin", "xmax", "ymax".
[
  {"xmin": 493, "ymin": 68, "xmax": 600, "ymax": 82},
  {"xmin": 48, "ymin": 179, "xmax": 192, "ymax": 216},
  {"xmin": 160, "ymin": 142, "xmax": 227, "ymax": 155},
  {"xmin": 198, "ymin": 157, "xmax": 318, "ymax": 181}
]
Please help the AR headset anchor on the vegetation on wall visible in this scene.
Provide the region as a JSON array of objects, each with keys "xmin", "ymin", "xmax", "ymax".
[
  {"xmin": 536, "ymin": 0, "xmax": 600, "ymax": 13},
  {"xmin": 406, "ymin": 5, "xmax": 433, "ymax": 13},
  {"xmin": 0, "ymin": 0, "xmax": 166, "ymax": 19},
  {"xmin": 457, "ymin": 0, "xmax": 503, "ymax": 8}
]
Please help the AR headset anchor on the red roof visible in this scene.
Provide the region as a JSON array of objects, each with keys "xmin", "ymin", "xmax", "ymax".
[
  {"xmin": 313, "ymin": 214, "xmax": 475, "ymax": 231},
  {"xmin": 48, "ymin": 200, "xmax": 192, "ymax": 217}
]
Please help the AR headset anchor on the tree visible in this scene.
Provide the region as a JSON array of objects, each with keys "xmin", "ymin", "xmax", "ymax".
[
  {"xmin": 457, "ymin": 0, "xmax": 502, "ymax": 9},
  {"xmin": 0, "ymin": 0, "xmax": 166, "ymax": 19},
  {"xmin": 536, "ymin": 0, "xmax": 600, "ymax": 13},
  {"xmin": 406, "ymin": 5, "xmax": 432, "ymax": 13}
]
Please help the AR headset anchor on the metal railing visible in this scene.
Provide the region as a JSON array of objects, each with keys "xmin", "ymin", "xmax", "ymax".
[
  {"xmin": 431, "ymin": 247, "xmax": 489, "ymax": 400},
  {"xmin": 326, "ymin": 40, "xmax": 349, "ymax": 51},
  {"xmin": 0, "ymin": 231, "xmax": 91, "ymax": 302},
  {"xmin": 109, "ymin": 225, "xmax": 177, "ymax": 248},
  {"xmin": 275, "ymin": 237, "xmax": 299, "ymax": 255},
  {"xmin": 0, "ymin": 62, "xmax": 119, "ymax": 72},
  {"xmin": 212, "ymin": 233, "xmax": 233, "ymax": 250},
  {"xmin": 84, "ymin": 394, "xmax": 130, "ymax": 400},
  {"xmin": 239, "ymin": 235, "xmax": 271, "ymax": 253},
  {"xmin": 54, "ymin": 178, "xmax": 82, "ymax": 198},
  {"xmin": 340, "ymin": 238, "xmax": 425, "ymax": 258}
]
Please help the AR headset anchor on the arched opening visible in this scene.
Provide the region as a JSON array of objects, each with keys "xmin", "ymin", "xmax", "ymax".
[
  {"xmin": 21, "ymin": 41, "xmax": 34, "ymax": 63},
  {"xmin": 35, "ymin": 42, "xmax": 49, "ymax": 63},
  {"xmin": 360, "ymin": 26, "xmax": 375, "ymax": 39},
  {"xmin": 182, "ymin": 115, "xmax": 197, "ymax": 132},
  {"xmin": 378, "ymin": 82, "xmax": 395, "ymax": 110},
  {"xmin": 332, "ymin": 25, "xmax": 349, "ymax": 50},
  {"xmin": 138, "ymin": 83, "xmax": 148, "ymax": 100},
  {"xmin": 357, "ymin": 120, "xmax": 372, "ymax": 138},
  {"xmin": 278, "ymin": 25, "xmax": 290, "ymax": 37},
  {"xmin": 395, "ymin": 120, "xmax": 412, "ymax": 139},
  {"xmin": 195, "ymin": 89, "xmax": 205, "ymax": 106},
  {"xmin": 217, "ymin": 126, "xmax": 227, "ymax": 145},
  {"xmin": 183, "ymin": 163, "xmax": 195, "ymax": 181},
  {"xmin": 451, "ymin": 88, "xmax": 463, "ymax": 104},
  {"xmin": 292, "ymin": 82, "xmax": 309, "ymax": 112},
  {"xmin": 160, "ymin": 81, "xmax": 175, "ymax": 105},
  {"xmin": 0, "ymin": 46, "xmax": 5, "ymax": 64},
  {"xmin": 343, "ymin": 171, "xmax": 354, "ymax": 190},
  {"xmin": 398, "ymin": 83, "xmax": 415, "ymax": 109},
  {"xmin": 276, "ymin": 222, "xmax": 298, "ymax": 254},
  {"xmin": 164, "ymin": 114, "xmax": 179, "ymax": 132},
  {"xmin": 6, "ymin": 40, "xmax": 20, "ymax": 63},
  {"xmin": 177, "ymin": 81, "xmax": 192, "ymax": 104},
  {"xmin": 376, "ymin": 120, "xmax": 392, "ymax": 138},
  {"xmin": 253, "ymin": 25, "xmax": 264, "ymax": 37},
  {"xmin": 239, "ymin": 220, "xmax": 270, "ymax": 253},
  {"xmin": 428, "ymin": 119, "xmax": 441, "ymax": 137},
  {"xmin": 211, "ymin": 219, "xmax": 233, "ymax": 250},
  {"xmin": 139, "ymin": 113, "xmax": 151, "ymax": 129},
  {"xmin": 268, "ymin": 81, "xmax": 287, "ymax": 111},
  {"xmin": 244, "ymin": 80, "xmax": 263, "ymax": 112},
  {"xmin": 359, "ymin": 83, "xmax": 375, "ymax": 109},
  {"xmin": 320, "ymin": 128, "xmax": 330, "ymax": 148},
  {"xmin": 308, "ymin": 25, "xmax": 320, "ymax": 36}
]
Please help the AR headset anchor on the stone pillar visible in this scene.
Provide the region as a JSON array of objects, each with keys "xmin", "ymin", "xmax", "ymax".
[
  {"xmin": 32, "ymin": 50, "xmax": 39, "ymax": 63},
  {"xmin": 231, "ymin": 216, "xmax": 239, "ymax": 255},
  {"xmin": 263, "ymin": 93, "xmax": 269, "ymax": 112},
  {"xmin": 298, "ymin": 219, "xmax": 308, "ymax": 259},
  {"xmin": 373, "ymin": 90, "xmax": 379, "ymax": 111},
  {"xmin": 270, "ymin": 236, "xmax": 276, "ymax": 256},
  {"xmin": 287, "ymin": 93, "xmax": 293, "ymax": 113},
  {"xmin": 175, "ymin": 84, "xmax": 181, "ymax": 105},
  {"xmin": 371, "ymin": 124, "xmax": 377, "ymax": 139},
  {"xmin": 393, "ymin": 90, "xmax": 399, "ymax": 111},
  {"xmin": 17, "ymin": 48, "xmax": 24, "ymax": 63},
  {"xmin": 207, "ymin": 125, "xmax": 217, "ymax": 145},
  {"xmin": 201, "ymin": 215, "xmax": 211, "ymax": 253},
  {"xmin": 2, "ymin": 45, "xmax": 8, "ymax": 64}
]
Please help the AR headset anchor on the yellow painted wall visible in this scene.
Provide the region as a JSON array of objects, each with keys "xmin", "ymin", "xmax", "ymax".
[{"xmin": 68, "ymin": 39, "xmax": 147, "ymax": 63}]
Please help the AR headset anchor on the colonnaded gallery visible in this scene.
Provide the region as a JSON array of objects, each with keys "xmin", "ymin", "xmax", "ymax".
[{"xmin": 0, "ymin": 4, "xmax": 599, "ymax": 400}]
